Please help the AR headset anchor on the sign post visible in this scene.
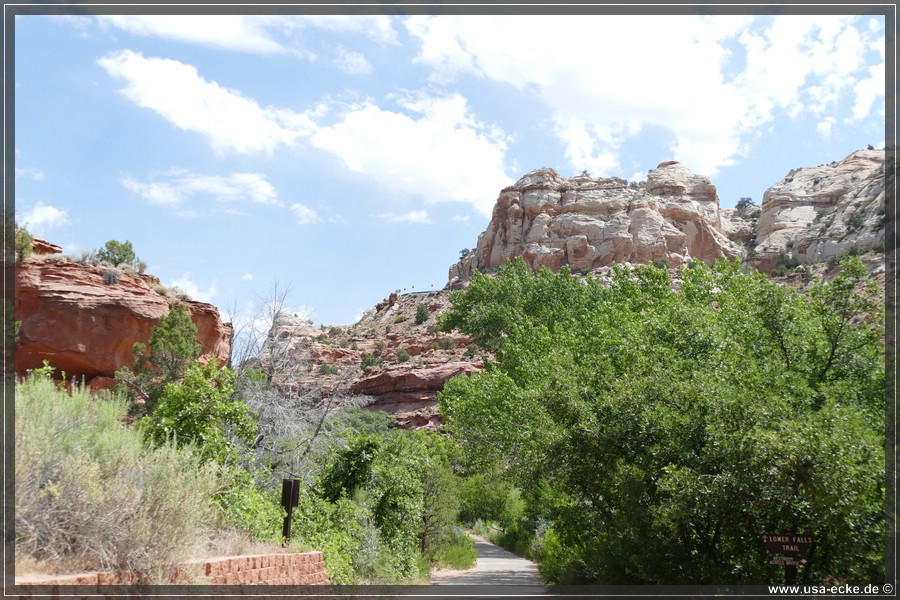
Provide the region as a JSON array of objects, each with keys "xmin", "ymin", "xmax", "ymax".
[
  {"xmin": 762, "ymin": 534, "xmax": 813, "ymax": 584},
  {"xmin": 281, "ymin": 479, "xmax": 301, "ymax": 546}
]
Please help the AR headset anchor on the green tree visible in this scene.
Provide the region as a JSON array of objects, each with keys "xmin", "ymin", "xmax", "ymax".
[
  {"xmin": 96, "ymin": 239, "xmax": 138, "ymax": 267},
  {"xmin": 117, "ymin": 303, "xmax": 201, "ymax": 413},
  {"xmin": 438, "ymin": 256, "xmax": 884, "ymax": 584},
  {"xmin": 137, "ymin": 358, "xmax": 255, "ymax": 466},
  {"xmin": 415, "ymin": 302, "xmax": 430, "ymax": 325},
  {"xmin": 14, "ymin": 224, "xmax": 33, "ymax": 262}
]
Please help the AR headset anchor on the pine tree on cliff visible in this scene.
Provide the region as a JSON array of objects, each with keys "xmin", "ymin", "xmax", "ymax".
[{"xmin": 115, "ymin": 303, "xmax": 201, "ymax": 415}]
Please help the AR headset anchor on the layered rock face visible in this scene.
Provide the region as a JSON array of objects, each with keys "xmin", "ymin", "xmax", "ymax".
[
  {"xmin": 450, "ymin": 162, "xmax": 743, "ymax": 283},
  {"xmin": 750, "ymin": 149, "xmax": 886, "ymax": 273},
  {"xmin": 256, "ymin": 292, "xmax": 479, "ymax": 430},
  {"xmin": 15, "ymin": 253, "xmax": 233, "ymax": 384}
]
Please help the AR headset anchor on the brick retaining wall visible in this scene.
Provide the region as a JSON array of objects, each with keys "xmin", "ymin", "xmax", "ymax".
[{"xmin": 15, "ymin": 551, "xmax": 330, "ymax": 586}]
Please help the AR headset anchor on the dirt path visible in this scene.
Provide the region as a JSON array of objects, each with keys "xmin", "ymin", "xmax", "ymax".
[{"xmin": 430, "ymin": 533, "xmax": 545, "ymax": 586}]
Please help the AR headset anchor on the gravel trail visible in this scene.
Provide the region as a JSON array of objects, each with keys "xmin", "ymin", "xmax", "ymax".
[{"xmin": 430, "ymin": 533, "xmax": 545, "ymax": 587}]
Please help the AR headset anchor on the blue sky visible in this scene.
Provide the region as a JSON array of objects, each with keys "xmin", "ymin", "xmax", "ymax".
[{"xmin": 12, "ymin": 10, "xmax": 887, "ymax": 329}]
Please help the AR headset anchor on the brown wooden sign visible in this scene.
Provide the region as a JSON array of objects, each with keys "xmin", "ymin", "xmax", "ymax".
[{"xmin": 762, "ymin": 534, "xmax": 813, "ymax": 556}]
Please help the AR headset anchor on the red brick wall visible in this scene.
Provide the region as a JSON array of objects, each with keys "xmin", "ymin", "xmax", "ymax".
[{"xmin": 16, "ymin": 551, "xmax": 330, "ymax": 586}]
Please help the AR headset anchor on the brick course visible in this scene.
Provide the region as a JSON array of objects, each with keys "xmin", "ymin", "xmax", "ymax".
[{"xmin": 16, "ymin": 551, "xmax": 330, "ymax": 587}]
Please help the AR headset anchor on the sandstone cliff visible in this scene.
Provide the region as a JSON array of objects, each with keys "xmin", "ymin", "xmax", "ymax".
[
  {"xmin": 15, "ymin": 246, "xmax": 233, "ymax": 386},
  {"xmin": 449, "ymin": 162, "xmax": 744, "ymax": 284},
  {"xmin": 749, "ymin": 148, "xmax": 887, "ymax": 273}
]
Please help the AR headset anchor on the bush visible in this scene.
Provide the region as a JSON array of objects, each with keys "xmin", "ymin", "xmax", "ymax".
[
  {"xmin": 100, "ymin": 266, "xmax": 122, "ymax": 285},
  {"xmin": 431, "ymin": 527, "xmax": 477, "ymax": 570},
  {"xmin": 393, "ymin": 314, "xmax": 408, "ymax": 324},
  {"xmin": 15, "ymin": 374, "xmax": 222, "ymax": 582},
  {"xmin": 361, "ymin": 353, "xmax": 381, "ymax": 369},
  {"xmin": 320, "ymin": 363, "xmax": 340, "ymax": 375},
  {"xmin": 395, "ymin": 348, "xmax": 410, "ymax": 362},
  {"xmin": 415, "ymin": 303, "xmax": 430, "ymax": 325},
  {"xmin": 14, "ymin": 224, "xmax": 33, "ymax": 262}
]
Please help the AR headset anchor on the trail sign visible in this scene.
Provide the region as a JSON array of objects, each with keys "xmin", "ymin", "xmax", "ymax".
[
  {"xmin": 769, "ymin": 555, "xmax": 809, "ymax": 567},
  {"xmin": 762, "ymin": 534, "xmax": 813, "ymax": 556}
]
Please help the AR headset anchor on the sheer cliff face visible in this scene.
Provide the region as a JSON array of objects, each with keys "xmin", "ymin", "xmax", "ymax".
[
  {"xmin": 749, "ymin": 149, "xmax": 886, "ymax": 273},
  {"xmin": 15, "ymin": 253, "xmax": 233, "ymax": 383},
  {"xmin": 449, "ymin": 161, "xmax": 744, "ymax": 284}
]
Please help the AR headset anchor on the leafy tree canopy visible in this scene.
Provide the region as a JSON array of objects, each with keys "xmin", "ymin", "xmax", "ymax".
[
  {"xmin": 96, "ymin": 239, "xmax": 139, "ymax": 267},
  {"xmin": 437, "ymin": 256, "xmax": 884, "ymax": 584}
]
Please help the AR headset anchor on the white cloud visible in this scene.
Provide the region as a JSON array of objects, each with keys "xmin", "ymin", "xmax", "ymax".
[
  {"xmin": 311, "ymin": 93, "xmax": 512, "ymax": 216},
  {"xmin": 15, "ymin": 166, "xmax": 45, "ymax": 181},
  {"xmin": 242, "ymin": 272, "xmax": 254, "ymax": 281},
  {"xmin": 450, "ymin": 215, "xmax": 470, "ymax": 222},
  {"xmin": 19, "ymin": 202, "xmax": 68, "ymax": 235},
  {"xmin": 121, "ymin": 170, "xmax": 281, "ymax": 206},
  {"xmin": 405, "ymin": 15, "xmax": 884, "ymax": 177},
  {"xmin": 98, "ymin": 50, "xmax": 316, "ymax": 155},
  {"xmin": 94, "ymin": 15, "xmax": 398, "ymax": 57},
  {"xmin": 290, "ymin": 203, "xmax": 320, "ymax": 224},
  {"xmin": 295, "ymin": 15, "xmax": 398, "ymax": 44},
  {"xmin": 380, "ymin": 210, "xmax": 432, "ymax": 224},
  {"xmin": 333, "ymin": 45, "xmax": 372, "ymax": 75},
  {"xmin": 816, "ymin": 116, "xmax": 836, "ymax": 138},
  {"xmin": 97, "ymin": 15, "xmax": 293, "ymax": 55},
  {"xmin": 167, "ymin": 274, "xmax": 217, "ymax": 304}
]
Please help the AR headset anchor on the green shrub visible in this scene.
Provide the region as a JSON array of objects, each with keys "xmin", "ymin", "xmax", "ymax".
[
  {"xmin": 15, "ymin": 374, "xmax": 221, "ymax": 582},
  {"xmin": 361, "ymin": 353, "xmax": 381, "ymax": 369},
  {"xmin": 393, "ymin": 314, "xmax": 408, "ymax": 324},
  {"xmin": 14, "ymin": 224, "xmax": 33, "ymax": 262},
  {"xmin": 320, "ymin": 363, "xmax": 340, "ymax": 375},
  {"xmin": 415, "ymin": 303, "xmax": 430, "ymax": 325},
  {"xmin": 438, "ymin": 337, "xmax": 456, "ymax": 351},
  {"xmin": 395, "ymin": 348, "xmax": 410, "ymax": 362}
]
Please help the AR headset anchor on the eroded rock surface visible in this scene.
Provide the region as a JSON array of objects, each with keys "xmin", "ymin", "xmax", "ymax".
[
  {"xmin": 750, "ymin": 149, "xmax": 886, "ymax": 273},
  {"xmin": 15, "ymin": 255, "xmax": 232, "ymax": 383},
  {"xmin": 450, "ymin": 162, "xmax": 743, "ymax": 283}
]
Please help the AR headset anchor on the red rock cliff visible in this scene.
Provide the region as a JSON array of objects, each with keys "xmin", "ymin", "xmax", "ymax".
[{"xmin": 15, "ymin": 254, "xmax": 232, "ymax": 383}]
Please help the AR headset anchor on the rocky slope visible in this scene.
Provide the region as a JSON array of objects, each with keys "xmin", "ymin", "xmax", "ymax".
[
  {"xmin": 254, "ymin": 291, "xmax": 480, "ymax": 430},
  {"xmin": 15, "ymin": 241, "xmax": 233, "ymax": 388}
]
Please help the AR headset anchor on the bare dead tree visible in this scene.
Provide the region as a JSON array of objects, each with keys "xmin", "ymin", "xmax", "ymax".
[{"xmin": 231, "ymin": 281, "xmax": 375, "ymax": 487}]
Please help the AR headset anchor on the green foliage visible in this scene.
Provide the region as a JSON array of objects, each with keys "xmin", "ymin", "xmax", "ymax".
[
  {"xmin": 319, "ymin": 363, "xmax": 340, "ymax": 375},
  {"xmin": 15, "ymin": 373, "xmax": 222, "ymax": 582},
  {"xmin": 735, "ymin": 197, "xmax": 754, "ymax": 216},
  {"xmin": 393, "ymin": 313, "xmax": 408, "ymax": 324},
  {"xmin": 96, "ymin": 239, "xmax": 139, "ymax": 268},
  {"xmin": 148, "ymin": 304, "xmax": 202, "ymax": 381},
  {"xmin": 118, "ymin": 303, "xmax": 202, "ymax": 414},
  {"xmin": 438, "ymin": 256, "xmax": 884, "ymax": 584},
  {"xmin": 770, "ymin": 250, "xmax": 800, "ymax": 277},
  {"xmin": 138, "ymin": 358, "xmax": 255, "ymax": 467},
  {"xmin": 15, "ymin": 224, "xmax": 33, "ymax": 262},
  {"xmin": 314, "ymin": 430, "xmax": 469, "ymax": 582},
  {"xmin": 360, "ymin": 353, "xmax": 381, "ymax": 369},
  {"xmin": 415, "ymin": 302, "xmax": 430, "ymax": 325},
  {"xmin": 326, "ymin": 408, "xmax": 394, "ymax": 438},
  {"xmin": 395, "ymin": 347, "xmax": 410, "ymax": 362}
]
